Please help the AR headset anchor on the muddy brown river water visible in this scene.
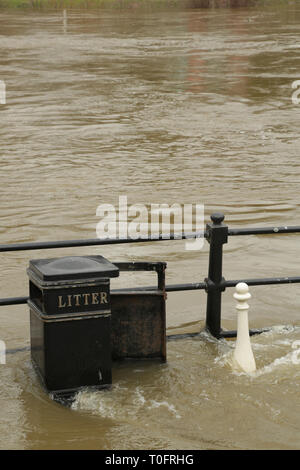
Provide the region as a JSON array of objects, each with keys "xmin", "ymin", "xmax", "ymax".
[{"xmin": 0, "ymin": 2, "xmax": 300, "ymax": 450}]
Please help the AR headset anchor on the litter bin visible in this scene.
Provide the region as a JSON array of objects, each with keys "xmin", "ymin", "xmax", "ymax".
[{"xmin": 27, "ymin": 255, "xmax": 119, "ymax": 399}]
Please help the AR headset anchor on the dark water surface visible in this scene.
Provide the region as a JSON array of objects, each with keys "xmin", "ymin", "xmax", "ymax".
[{"xmin": 0, "ymin": 2, "xmax": 300, "ymax": 449}]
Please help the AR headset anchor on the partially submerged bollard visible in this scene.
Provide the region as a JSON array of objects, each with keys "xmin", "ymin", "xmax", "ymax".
[
  {"xmin": 233, "ymin": 282, "xmax": 256, "ymax": 373},
  {"xmin": 27, "ymin": 255, "xmax": 119, "ymax": 400}
]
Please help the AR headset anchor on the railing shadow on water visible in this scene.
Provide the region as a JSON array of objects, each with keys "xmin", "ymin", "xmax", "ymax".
[{"xmin": 1, "ymin": 212, "xmax": 300, "ymax": 344}]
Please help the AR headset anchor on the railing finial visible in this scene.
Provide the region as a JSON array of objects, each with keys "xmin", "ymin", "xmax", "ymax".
[{"xmin": 211, "ymin": 213, "xmax": 225, "ymax": 225}]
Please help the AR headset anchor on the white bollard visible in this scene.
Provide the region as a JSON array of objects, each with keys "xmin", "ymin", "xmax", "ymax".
[{"xmin": 233, "ymin": 282, "xmax": 256, "ymax": 373}]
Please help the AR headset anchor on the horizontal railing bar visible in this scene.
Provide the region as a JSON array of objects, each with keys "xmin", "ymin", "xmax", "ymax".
[
  {"xmin": 117, "ymin": 276, "xmax": 300, "ymax": 292},
  {"xmin": 167, "ymin": 332, "xmax": 201, "ymax": 341},
  {"xmin": 6, "ymin": 346, "xmax": 30, "ymax": 355},
  {"xmin": 225, "ymin": 276, "xmax": 300, "ymax": 287},
  {"xmin": 167, "ymin": 282, "xmax": 206, "ymax": 292},
  {"xmin": 0, "ymin": 231, "xmax": 206, "ymax": 253},
  {"xmin": 0, "ymin": 296, "xmax": 28, "ymax": 306},
  {"xmin": 228, "ymin": 226, "xmax": 300, "ymax": 236},
  {"xmin": 0, "ymin": 223, "xmax": 299, "ymax": 253},
  {"xmin": 1, "ymin": 275, "xmax": 300, "ymax": 307},
  {"xmin": 0, "ymin": 282, "xmax": 206, "ymax": 306},
  {"xmin": 219, "ymin": 328, "xmax": 270, "ymax": 338}
]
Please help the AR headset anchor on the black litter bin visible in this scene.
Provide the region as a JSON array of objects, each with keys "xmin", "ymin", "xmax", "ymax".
[{"xmin": 27, "ymin": 255, "xmax": 119, "ymax": 399}]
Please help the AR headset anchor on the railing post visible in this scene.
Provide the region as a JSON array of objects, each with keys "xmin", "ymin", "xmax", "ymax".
[{"xmin": 204, "ymin": 213, "xmax": 228, "ymax": 338}]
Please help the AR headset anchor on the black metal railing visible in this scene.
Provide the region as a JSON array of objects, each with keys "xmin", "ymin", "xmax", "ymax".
[{"xmin": 1, "ymin": 212, "xmax": 300, "ymax": 339}]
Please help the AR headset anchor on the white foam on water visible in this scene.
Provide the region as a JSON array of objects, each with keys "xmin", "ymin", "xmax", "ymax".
[
  {"xmin": 148, "ymin": 400, "xmax": 181, "ymax": 419},
  {"xmin": 134, "ymin": 387, "xmax": 146, "ymax": 405},
  {"xmin": 254, "ymin": 350, "xmax": 298, "ymax": 377},
  {"xmin": 71, "ymin": 383, "xmax": 128, "ymax": 419},
  {"xmin": 214, "ymin": 324, "xmax": 300, "ymax": 377},
  {"xmin": 71, "ymin": 382, "xmax": 182, "ymax": 421},
  {"xmin": 260, "ymin": 324, "xmax": 296, "ymax": 336},
  {"xmin": 71, "ymin": 324, "xmax": 300, "ymax": 420}
]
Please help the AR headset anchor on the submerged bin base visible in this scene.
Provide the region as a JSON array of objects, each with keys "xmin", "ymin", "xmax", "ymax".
[
  {"xmin": 49, "ymin": 384, "xmax": 111, "ymax": 406},
  {"xmin": 29, "ymin": 301, "xmax": 113, "ymax": 392}
]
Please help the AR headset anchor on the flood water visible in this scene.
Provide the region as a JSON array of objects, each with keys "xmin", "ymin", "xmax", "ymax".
[{"xmin": 0, "ymin": 2, "xmax": 300, "ymax": 450}]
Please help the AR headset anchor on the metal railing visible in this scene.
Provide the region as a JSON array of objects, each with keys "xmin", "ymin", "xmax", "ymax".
[{"xmin": 1, "ymin": 212, "xmax": 300, "ymax": 339}]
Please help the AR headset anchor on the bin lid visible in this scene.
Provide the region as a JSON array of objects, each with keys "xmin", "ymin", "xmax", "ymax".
[{"xmin": 28, "ymin": 255, "xmax": 119, "ymax": 282}]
